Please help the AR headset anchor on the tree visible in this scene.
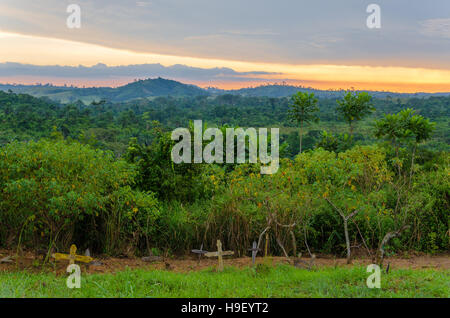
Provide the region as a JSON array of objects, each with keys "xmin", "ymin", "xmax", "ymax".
[
  {"xmin": 374, "ymin": 109, "xmax": 435, "ymax": 265},
  {"xmin": 294, "ymin": 145, "xmax": 391, "ymax": 263},
  {"xmin": 336, "ymin": 91, "xmax": 374, "ymax": 136},
  {"xmin": 315, "ymin": 130, "xmax": 353, "ymax": 153},
  {"xmin": 125, "ymin": 129, "xmax": 209, "ymax": 202},
  {"xmin": 374, "ymin": 108, "xmax": 435, "ymax": 180},
  {"xmin": 288, "ymin": 92, "xmax": 319, "ymax": 154}
]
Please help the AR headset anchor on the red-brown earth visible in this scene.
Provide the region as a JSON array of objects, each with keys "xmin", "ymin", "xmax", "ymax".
[{"xmin": 1, "ymin": 249, "xmax": 448, "ymax": 275}]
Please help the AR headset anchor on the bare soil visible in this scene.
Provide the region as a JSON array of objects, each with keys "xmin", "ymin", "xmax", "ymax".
[{"xmin": 1, "ymin": 249, "xmax": 448, "ymax": 275}]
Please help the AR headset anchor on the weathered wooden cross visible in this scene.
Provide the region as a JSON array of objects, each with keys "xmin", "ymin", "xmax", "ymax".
[
  {"xmin": 205, "ymin": 240, "xmax": 234, "ymax": 272},
  {"xmin": 248, "ymin": 241, "xmax": 261, "ymax": 267},
  {"xmin": 191, "ymin": 244, "xmax": 208, "ymax": 263},
  {"xmin": 52, "ymin": 244, "xmax": 93, "ymax": 265}
]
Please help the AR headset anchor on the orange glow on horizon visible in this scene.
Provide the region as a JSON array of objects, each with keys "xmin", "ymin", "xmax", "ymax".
[
  {"xmin": 2, "ymin": 76, "xmax": 449, "ymax": 94},
  {"xmin": 0, "ymin": 31, "xmax": 449, "ymax": 93},
  {"xmin": 190, "ymin": 80, "xmax": 450, "ymax": 93}
]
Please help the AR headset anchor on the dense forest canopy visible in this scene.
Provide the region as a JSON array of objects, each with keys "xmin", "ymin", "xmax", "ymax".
[{"xmin": 0, "ymin": 89, "xmax": 448, "ymax": 154}]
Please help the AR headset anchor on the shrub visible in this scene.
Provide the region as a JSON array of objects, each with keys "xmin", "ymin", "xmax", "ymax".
[{"xmin": 0, "ymin": 139, "xmax": 159, "ymax": 255}]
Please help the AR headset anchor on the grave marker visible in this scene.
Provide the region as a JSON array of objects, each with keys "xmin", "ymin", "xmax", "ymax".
[
  {"xmin": 248, "ymin": 241, "xmax": 261, "ymax": 267},
  {"xmin": 205, "ymin": 240, "xmax": 234, "ymax": 272},
  {"xmin": 52, "ymin": 244, "xmax": 93, "ymax": 265},
  {"xmin": 191, "ymin": 244, "xmax": 208, "ymax": 263}
]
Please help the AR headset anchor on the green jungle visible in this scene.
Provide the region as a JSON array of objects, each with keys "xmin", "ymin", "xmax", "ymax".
[{"xmin": 0, "ymin": 84, "xmax": 448, "ymax": 264}]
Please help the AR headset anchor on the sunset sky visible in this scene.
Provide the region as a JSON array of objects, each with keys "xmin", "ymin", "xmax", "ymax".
[{"xmin": 0, "ymin": 0, "xmax": 449, "ymax": 92}]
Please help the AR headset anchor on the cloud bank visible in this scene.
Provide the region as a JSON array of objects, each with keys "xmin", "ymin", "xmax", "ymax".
[
  {"xmin": 1, "ymin": 0, "xmax": 450, "ymax": 69},
  {"xmin": 0, "ymin": 62, "xmax": 279, "ymax": 82}
]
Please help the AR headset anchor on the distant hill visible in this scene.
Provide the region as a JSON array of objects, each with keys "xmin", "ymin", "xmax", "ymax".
[
  {"xmin": 212, "ymin": 84, "xmax": 450, "ymax": 99},
  {"xmin": 1, "ymin": 78, "xmax": 449, "ymax": 103},
  {"xmin": 0, "ymin": 78, "xmax": 207, "ymax": 103},
  {"xmin": 111, "ymin": 78, "xmax": 208, "ymax": 101}
]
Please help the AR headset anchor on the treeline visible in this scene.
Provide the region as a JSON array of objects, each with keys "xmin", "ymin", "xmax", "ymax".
[{"xmin": 0, "ymin": 91, "xmax": 449, "ymax": 154}]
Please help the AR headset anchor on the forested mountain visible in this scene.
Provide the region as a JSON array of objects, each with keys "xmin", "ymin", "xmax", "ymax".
[
  {"xmin": 0, "ymin": 78, "xmax": 207, "ymax": 103},
  {"xmin": 1, "ymin": 78, "xmax": 449, "ymax": 103}
]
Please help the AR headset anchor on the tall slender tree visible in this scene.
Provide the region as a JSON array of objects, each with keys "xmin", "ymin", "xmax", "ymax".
[
  {"xmin": 336, "ymin": 91, "xmax": 374, "ymax": 136},
  {"xmin": 288, "ymin": 92, "xmax": 319, "ymax": 154},
  {"xmin": 374, "ymin": 108, "xmax": 435, "ymax": 181}
]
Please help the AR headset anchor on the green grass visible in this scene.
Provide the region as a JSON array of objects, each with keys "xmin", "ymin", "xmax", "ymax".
[{"xmin": 0, "ymin": 265, "xmax": 448, "ymax": 298}]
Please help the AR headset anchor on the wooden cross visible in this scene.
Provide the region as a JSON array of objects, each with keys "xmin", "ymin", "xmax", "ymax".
[
  {"xmin": 191, "ymin": 244, "xmax": 208, "ymax": 263},
  {"xmin": 248, "ymin": 241, "xmax": 261, "ymax": 267},
  {"xmin": 205, "ymin": 240, "xmax": 234, "ymax": 272},
  {"xmin": 52, "ymin": 244, "xmax": 93, "ymax": 265}
]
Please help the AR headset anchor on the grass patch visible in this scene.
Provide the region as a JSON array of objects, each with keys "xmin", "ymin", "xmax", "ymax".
[{"xmin": 0, "ymin": 265, "xmax": 448, "ymax": 298}]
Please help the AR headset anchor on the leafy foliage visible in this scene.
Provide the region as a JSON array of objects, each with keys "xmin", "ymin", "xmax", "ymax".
[
  {"xmin": 288, "ymin": 92, "xmax": 319, "ymax": 153},
  {"xmin": 0, "ymin": 139, "xmax": 159, "ymax": 254},
  {"xmin": 337, "ymin": 91, "xmax": 374, "ymax": 135},
  {"xmin": 0, "ymin": 89, "xmax": 448, "ymax": 257}
]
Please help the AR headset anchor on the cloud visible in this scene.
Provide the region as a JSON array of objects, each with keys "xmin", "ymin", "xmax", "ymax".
[
  {"xmin": 1, "ymin": 1, "xmax": 450, "ymax": 92},
  {"xmin": 136, "ymin": 1, "xmax": 151, "ymax": 7},
  {"xmin": 1, "ymin": 0, "xmax": 450, "ymax": 69},
  {"xmin": 2, "ymin": 61, "xmax": 450, "ymax": 93},
  {"xmin": 420, "ymin": 18, "xmax": 450, "ymax": 39},
  {"xmin": 0, "ymin": 62, "xmax": 279, "ymax": 82},
  {"xmin": 221, "ymin": 29, "xmax": 279, "ymax": 36}
]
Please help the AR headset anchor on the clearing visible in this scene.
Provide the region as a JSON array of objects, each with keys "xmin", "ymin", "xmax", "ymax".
[{"xmin": 0, "ymin": 251, "xmax": 448, "ymax": 298}]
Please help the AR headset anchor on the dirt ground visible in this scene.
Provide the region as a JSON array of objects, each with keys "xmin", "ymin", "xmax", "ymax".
[{"xmin": 1, "ymin": 249, "xmax": 449, "ymax": 275}]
